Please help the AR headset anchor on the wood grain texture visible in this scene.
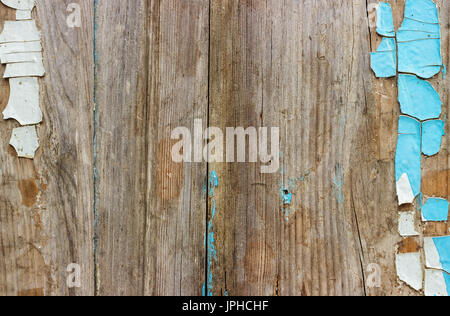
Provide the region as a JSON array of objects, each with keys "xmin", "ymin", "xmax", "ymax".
[
  {"xmin": 0, "ymin": 0, "xmax": 95, "ymax": 296},
  {"xmin": 95, "ymin": 0, "xmax": 209, "ymax": 295},
  {"xmin": 0, "ymin": 0, "xmax": 448, "ymax": 296}
]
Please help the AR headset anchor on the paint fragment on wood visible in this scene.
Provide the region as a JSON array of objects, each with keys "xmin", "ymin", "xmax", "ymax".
[
  {"xmin": 422, "ymin": 120, "xmax": 445, "ymax": 157},
  {"xmin": 9, "ymin": 125, "xmax": 39, "ymax": 159},
  {"xmin": 398, "ymin": 75, "xmax": 442, "ymax": 121},
  {"xmin": 376, "ymin": 2, "xmax": 395, "ymax": 37},
  {"xmin": 2, "ymin": 77, "xmax": 42, "ymax": 125},
  {"xmin": 396, "ymin": 253, "xmax": 423, "ymax": 291},
  {"xmin": 370, "ymin": 37, "xmax": 397, "ymax": 78},
  {"xmin": 425, "ymin": 269, "xmax": 450, "ymax": 296},
  {"xmin": 424, "ymin": 236, "xmax": 450, "ymax": 274},
  {"xmin": 399, "ymin": 211, "xmax": 419, "ymax": 237},
  {"xmin": 397, "ymin": 0, "xmax": 442, "ymax": 78},
  {"xmin": 422, "ymin": 198, "xmax": 449, "ymax": 222}
]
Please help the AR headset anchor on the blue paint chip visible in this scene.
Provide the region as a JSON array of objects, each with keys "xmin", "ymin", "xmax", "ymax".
[
  {"xmin": 398, "ymin": 74, "xmax": 442, "ymax": 120},
  {"xmin": 376, "ymin": 2, "xmax": 395, "ymax": 37},
  {"xmin": 403, "ymin": 0, "xmax": 439, "ymax": 24},
  {"xmin": 422, "ymin": 120, "xmax": 445, "ymax": 156},
  {"xmin": 282, "ymin": 190, "xmax": 292, "ymax": 205},
  {"xmin": 444, "ymin": 272, "xmax": 450, "ymax": 295},
  {"xmin": 433, "ymin": 236, "xmax": 450, "ymax": 274},
  {"xmin": 371, "ymin": 37, "xmax": 397, "ymax": 78},
  {"xmin": 398, "ymin": 0, "xmax": 442, "ymax": 78},
  {"xmin": 396, "ymin": 116, "xmax": 421, "ymax": 197},
  {"xmin": 422, "ymin": 198, "xmax": 449, "ymax": 222}
]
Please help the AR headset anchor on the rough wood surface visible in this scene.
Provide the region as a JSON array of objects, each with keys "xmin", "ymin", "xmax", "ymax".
[
  {"xmin": 0, "ymin": 0, "xmax": 449, "ymax": 296},
  {"xmin": 0, "ymin": 0, "xmax": 95, "ymax": 296}
]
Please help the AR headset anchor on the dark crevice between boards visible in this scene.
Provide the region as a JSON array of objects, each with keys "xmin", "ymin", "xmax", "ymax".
[
  {"xmin": 93, "ymin": 0, "xmax": 100, "ymax": 296},
  {"xmin": 204, "ymin": 0, "xmax": 212, "ymax": 297}
]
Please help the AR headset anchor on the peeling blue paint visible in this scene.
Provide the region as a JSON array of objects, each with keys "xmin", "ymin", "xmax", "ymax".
[
  {"xmin": 422, "ymin": 120, "xmax": 445, "ymax": 156},
  {"xmin": 397, "ymin": 0, "xmax": 442, "ymax": 78},
  {"xmin": 422, "ymin": 198, "xmax": 449, "ymax": 222},
  {"xmin": 444, "ymin": 272, "xmax": 450, "ymax": 294},
  {"xmin": 371, "ymin": 37, "xmax": 397, "ymax": 78},
  {"xmin": 398, "ymin": 74, "xmax": 442, "ymax": 121},
  {"xmin": 396, "ymin": 116, "xmax": 421, "ymax": 197},
  {"xmin": 206, "ymin": 171, "xmax": 219, "ymax": 296},
  {"xmin": 433, "ymin": 236, "xmax": 450, "ymax": 274},
  {"xmin": 376, "ymin": 2, "xmax": 395, "ymax": 37},
  {"xmin": 443, "ymin": 64, "xmax": 447, "ymax": 79},
  {"xmin": 333, "ymin": 164, "xmax": 344, "ymax": 205}
]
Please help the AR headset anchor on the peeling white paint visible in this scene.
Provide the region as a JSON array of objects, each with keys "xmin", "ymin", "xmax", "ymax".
[
  {"xmin": 0, "ymin": 20, "xmax": 40, "ymax": 43},
  {"xmin": 399, "ymin": 211, "xmax": 419, "ymax": 237},
  {"xmin": 396, "ymin": 173, "xmax": 415, "ymax": 205},
  {"xmin": 4, "ymin": 60, "xmax": 45, "ymax": 78},
  {"xmin": 1, "ymin": 51, "xmax": 42, "ymax": 64},
  {"xmin": 0, "ymin": 41, "xmax": 42, "ymax": 57},
  {"xmin": 16, "ymin": 10, "xmax": 31, "ymax": 20},
  {"xmin": 2, "ymin": 77, "xmax": 41, "ymax": 125},
  {"xmin": 396, "ymin": 253, "xmax": 423, "ymax": 291},
  {"xmin": 0, "ymin": 0, "xmax": 35, "ymax": 10},
  {"xmin": 424, "ymin": 237, "xmax": 443, "ymax": 271},
  {"xmin": 425, "ymin": 269, "xmax": 449, "ymax": 296},
  {"xmin": 9, "ymin": 126, "xmax": 39, "ymax": 159}
]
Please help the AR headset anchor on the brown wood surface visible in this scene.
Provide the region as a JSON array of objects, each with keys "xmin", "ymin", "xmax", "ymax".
[
  {"xmin": 0, "ymin": 0, "xmax": 95, "ymax": 296},
  {"xmin": 0, "ymin": 0, "xmax": 449, "ymax": 296}
]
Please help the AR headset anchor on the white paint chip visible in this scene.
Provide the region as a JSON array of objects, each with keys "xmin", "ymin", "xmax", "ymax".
[
  {"xmin": 16, "ymin": 10, "xmax": 32, "ymax": 20},
  {"xmin": 396, "ymin": 173, "xmax": 415, "ymax": 205},
  {"xmin": 396, "ymin": 253, "xmax": 423, "ymax": 291},
  {"xmin": 0, "ymin": 20, "xmax": 40, "ymax": 43},
  {"xmin": 1, "ymin": 0, "xmax": 35, "ymax": 10},
  {"xmin": 4, "ymin": 59, "xmax": 45, "ymax": 78},
  {"xmin": 399, "ymin": 211, "xmax": 419, "ymax": 237},
  {"xmin": 1, "ymin": 51, "xmax": 42, "ymax": 64},
  {"xmin": 3, "ymin": 77, "xmax": 41, "ymax": 125},
  {"xmin": 424, "ymin": 237, "xmax": 443, "ymax": 271},
  {"xmin": 425, "ymin": 270, "xmax": 449, "ymax": 296},
  {"xmin": 9, "ymin": 126, "xmax": 39, "ymax": 159},
  {"xmin": 0, "ymin": 41, "xmax": 42, "ymax": 57}
]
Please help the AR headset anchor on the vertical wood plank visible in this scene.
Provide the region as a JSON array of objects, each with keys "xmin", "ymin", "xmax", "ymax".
[
  {"xmin": 0, "ymin": 0, "xmax": 95, "ymax": 296},
  {"xmin": 96, "ymin": 0, "xmax": 209, "ymax": 296}
]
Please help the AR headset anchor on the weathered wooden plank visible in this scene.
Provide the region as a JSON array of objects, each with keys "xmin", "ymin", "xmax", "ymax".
[
  {"xmin": 0, "ymin": 0, "xmax": 95, "ymax": 296},
  {"xmin": 208, "ymin": 0, "xmax": 366, "ymax": 296},
  {"xmin": 96, "ymin": 0, "xmax": 209, "ymax": 295}
]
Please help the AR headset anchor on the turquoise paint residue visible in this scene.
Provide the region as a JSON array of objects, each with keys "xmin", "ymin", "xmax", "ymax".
[
  {"xmin": 376, "ymin": 2, "xmax": 395, "ymax": 37},
  {"xmin": 397, "ymin": 0, "xmax": 442, "ymax": 78},
  {"xmin": 398, "ymin": 74, "xmax": 442, "ymax": 121},
  {"xmin": 209, "ymin": 170, "xmax": 219, "ymax": 197},
  {"xmin": 433, "ymin": 236, "xmax": 450, "ymax": 274},
  {"xmin": 443, "ymin": 64, "xmax": 447, "ymax": 79},
  {"xmin": 206, "ymin": 171, "xmax": 219, "ymax": 296},
  {"xmin": 422, "ymin": 198, "xmax": 449, "ymax": 222},
  {"xmin": 371, "ymin": 37, "xmax": 397, "ymax": 78},
  {"xmin": 422, "ymin": 120, "xmax": 445, "ymax": 156},
  {"xmin": 333, "ymin": 164, "xmax": 344, "ymax": 205},
  {"xmin": 281, "ymin": 190, "xmax": 292, "ymax": 205},
  {"xmin": 395, "ymin": 116, "xmax": 422, "ymax": 197}
]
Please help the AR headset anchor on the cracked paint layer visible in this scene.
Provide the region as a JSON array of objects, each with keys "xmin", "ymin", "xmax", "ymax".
[
  {"xmin": 206, "ymin": 171, "xmax": 219, "ymax": 296},
  {"xmin": 376, "ymin": 2, "xmax": 395, "ymax": 37},
  {"xmin": 396, "ymin": 252, "xmax": 423, "ymax": 291},
  {"xmin": 398, "ymin": 74, "xmax": 442, "ymax": 121},
  {"xmin": 396, "ymin": 116, "xmax": 421, "ymax": 199},
  {"xmin": 424, "ymin": 236, "xmax": 450, "ymax": 274},
  {"xmin": 425, "ymin": 269, "xmax": 450, "ymax": 296},
  {"xmin": 396, "ymin": 173, "xmax": 415, "ymax": 206},
  {"xmin": 0, "ymin": 20, "xmax": 40, "ymax": 43},
  {"xmin": 397, "ymin": 0, "xmax": 442, "ymax": 78},
  {"xmin": 421, "ymin": 198, "xmax": 449, "ymax": 222},
  {"xmin": 371, "ymin": 37, "xmax": 397, "ymax": 78},
  {"xmin": 9, "ymin": 125, "xmax": 39, "ymax": 159},
  {"xmin": 2, "ymin": 77, "xmax": 41, "ymax": 125},
  {"xmin": 422, "ymin": 120, "xmax": 445, "ymax": 156}
]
